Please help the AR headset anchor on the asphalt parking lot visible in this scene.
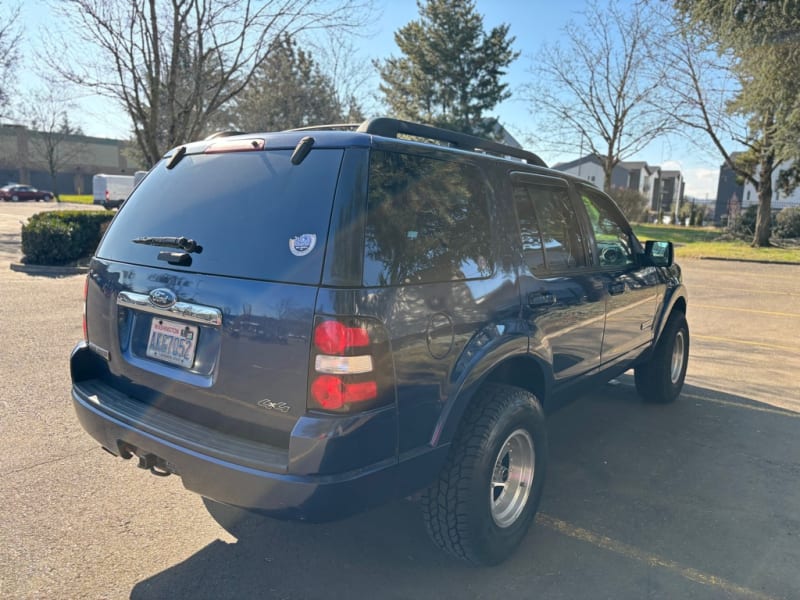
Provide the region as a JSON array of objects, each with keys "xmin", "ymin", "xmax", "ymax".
[{"xmin": 1, "ymin": 202, "xmax": 798, "ymax": 599}]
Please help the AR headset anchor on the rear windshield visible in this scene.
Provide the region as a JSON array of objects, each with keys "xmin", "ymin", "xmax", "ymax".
[{"xmin": 97, "ymin": 149, "xmax": 343, "ymax": 283}]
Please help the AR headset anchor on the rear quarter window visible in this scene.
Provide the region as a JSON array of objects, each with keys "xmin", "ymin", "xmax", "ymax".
[
  {"xmin": 363, "ymin": 150, "xmax": 493, "ymax": 286},
  {"xmin": 96, "ymin": 149, "xmax": 344, "ymax": 284}
]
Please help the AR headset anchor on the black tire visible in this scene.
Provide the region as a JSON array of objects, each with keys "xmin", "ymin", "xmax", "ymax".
[
  {"xmin": 635, "ymin": 312, "xmax": 689, "ymax": 404},
  {"xmin": 422, "ymin": 383, "xmax": 547, "ymax": 566}
]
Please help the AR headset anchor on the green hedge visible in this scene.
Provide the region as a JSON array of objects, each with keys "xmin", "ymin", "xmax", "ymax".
[
  {"xmin": 21, "ymin": 210, "xmax": 114, "ymax": 265},
  {"xmin": 774, "ymin": 207, "xmax": 800, "ymax": 239}
]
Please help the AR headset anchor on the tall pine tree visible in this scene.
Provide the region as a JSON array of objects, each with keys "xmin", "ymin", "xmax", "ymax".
[
  {"xmin": 228, "ymin": 34, "xmax": 348, "ymax": 132},
  {"xmin": 376, "ymin": 0, "xmax": 518, "ymax": 136}
]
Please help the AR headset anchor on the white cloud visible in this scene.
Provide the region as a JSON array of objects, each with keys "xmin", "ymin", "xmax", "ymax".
[{"xmin": 681, "ymin": 167, "xmax": 720, "ymax": 200}]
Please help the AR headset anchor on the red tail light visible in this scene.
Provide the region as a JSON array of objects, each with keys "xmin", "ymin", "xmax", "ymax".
[
  {"xmin": 313, "ymin": 320, "xmax": 369, "ymax": 354},
  {"xmin": 308, "ymin": 317, "xmax": 391, "ymax": 413},
  {"xmin": 311, "ymin": 376, "xmax": 378, "ymax": 410}
]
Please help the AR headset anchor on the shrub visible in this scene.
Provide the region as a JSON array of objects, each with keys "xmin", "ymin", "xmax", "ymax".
[
  {"xmin": 774, "ymin": 207, "xmax": 800, "ymax": 239},
  {"xmin": 734, "ymin": 204, "xmax": 764, "ymax": 236},
  {"xmin": 609, "ymin": 187, "xmax": 648, "ymax": 223},
  {"xmin": 21, "ymin": 210, "xmax": 114, "ymax": 265}
]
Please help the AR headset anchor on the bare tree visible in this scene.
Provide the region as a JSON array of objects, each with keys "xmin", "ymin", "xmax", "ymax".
[
  {"xmin": 524, "ymin": 0, "xmax": 675, "ymax": 193},
  {"xmin": 669, "ymin": 0, "xmax": 800, "ymax": 247},
  {"xmin": 43, "ymin": 0, "xmax": 373, "ymax": 167},
  {"xmin": 0, "ymin": 1, "xmax": 23, "ymax": 119},
  {"xmin": 23, "ymin": 90, "xmax": 88, "ymax": 200},
  {"xmin": 311, "ymin": 30, "xmax": 375, "ymax": 122}
]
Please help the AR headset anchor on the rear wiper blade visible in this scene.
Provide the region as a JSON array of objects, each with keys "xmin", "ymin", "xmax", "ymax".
[{"xmin": 132, "ymin": 236, "xmax": 203, "ymax": 254}]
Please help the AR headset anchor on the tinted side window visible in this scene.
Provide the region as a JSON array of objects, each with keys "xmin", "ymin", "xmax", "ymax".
[
  {"xmin": 513, "ymin": 181, "xmax": 586, "ymax": 274},
  {"xmin": 581, "ymin": 189, "xmax": 635, "ymax": 268},
  {"xmin": 363, "ymin": 151, "xmax": 492, "ymax": 286},
  {"xmin": 513, "ymin": 186, "xmax": 546, "ymax": 273}
]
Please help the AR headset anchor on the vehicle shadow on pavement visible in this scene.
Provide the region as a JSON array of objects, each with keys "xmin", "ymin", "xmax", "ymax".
[{"xmin": 130, "ymin": 378, "xmax": 800, "ymax": 600}]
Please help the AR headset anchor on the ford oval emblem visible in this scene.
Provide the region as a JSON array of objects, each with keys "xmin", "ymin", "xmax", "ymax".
[{"xmin": 149, "ymin": 288, "xmax": 177, "ymax": 308}]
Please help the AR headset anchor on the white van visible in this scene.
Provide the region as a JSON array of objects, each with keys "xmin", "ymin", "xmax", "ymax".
[{"xmin": 92, "ymin": 174, "xmax": 135, "ymax": 210}]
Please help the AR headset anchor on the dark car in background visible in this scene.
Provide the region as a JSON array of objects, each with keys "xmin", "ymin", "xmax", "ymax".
[
  {"xmin": 70, "ymin": 118, "xmax": 689, "ymax": 566},
  {"xmin": 0, "ymin": 184, "xmax": 54, "ymax": 201}
]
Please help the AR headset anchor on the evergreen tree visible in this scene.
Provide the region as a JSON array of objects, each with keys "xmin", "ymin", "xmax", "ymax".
[
  {"xmin": 229, "ymin": 35, "xmax": 347, "ymax": 132},
  {"xmin": 376, "ymin": 0, "xmax": 518, "ymax": 136}
]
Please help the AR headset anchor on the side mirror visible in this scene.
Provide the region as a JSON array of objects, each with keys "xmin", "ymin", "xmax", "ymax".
[{"xmin": 644, "ymin": 240, "xmax": 674, "ymax": 267}]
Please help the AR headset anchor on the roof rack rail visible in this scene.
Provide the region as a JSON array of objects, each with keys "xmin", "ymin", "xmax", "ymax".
[{"xmin": 356, "ymin": 117, "xmax": 547, "ymax": 167}]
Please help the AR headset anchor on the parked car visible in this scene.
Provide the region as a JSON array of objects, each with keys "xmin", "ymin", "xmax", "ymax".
[
  {"xmin": 0, "ymin": 184, "xmax": 54, "ymax": 202},
  {"xmin": 70, "ymin": 118, "xmax": 688, "ymax": 566}
]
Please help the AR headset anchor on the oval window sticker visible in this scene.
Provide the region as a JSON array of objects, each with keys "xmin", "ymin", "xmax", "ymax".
[{"xmin": 289, "ymin": 233, "xmax": 317, "ymax": 257}]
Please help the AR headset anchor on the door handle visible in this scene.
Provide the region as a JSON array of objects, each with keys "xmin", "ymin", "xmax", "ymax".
[
  {"xmin": 608, "ymin": 282, "xmax": 625, "ymax": 296},
  {"xmin": 528, "ymin": 292, "xmax": 556, "ymax": 307}
]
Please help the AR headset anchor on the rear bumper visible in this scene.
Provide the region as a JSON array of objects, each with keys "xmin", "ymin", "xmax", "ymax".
[{"xmin": 71, "ymin": 370, "xmax": 447, "ymax": 522}]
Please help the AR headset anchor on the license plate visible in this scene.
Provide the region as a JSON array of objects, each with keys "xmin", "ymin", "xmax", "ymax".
[{"xmin": 146, "ymin": 318, "xmax": 198, "ymax": 368}]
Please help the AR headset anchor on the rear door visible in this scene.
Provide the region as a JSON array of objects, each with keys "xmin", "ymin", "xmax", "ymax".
[
  {"xmin": 86, "ymin": 142, "xmax": 345, "ymax": 448},
  {"xmin": 513, "ymin": 174, "xmax": 606, "ymax": 383}
]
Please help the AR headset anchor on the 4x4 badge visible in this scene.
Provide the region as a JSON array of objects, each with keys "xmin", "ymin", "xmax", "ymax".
[
  {"xmin": 257, "ymin": 399, "xmax": 291, "ymax": 413},
  {"xmin": 289, "ymin": 233, "xmax": 316, "ymax": 257}
]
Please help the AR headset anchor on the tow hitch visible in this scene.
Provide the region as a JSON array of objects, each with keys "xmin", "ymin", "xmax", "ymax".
[{"xmin": 116, "ymin": 441, "xmax": 177, "ymax": 476}]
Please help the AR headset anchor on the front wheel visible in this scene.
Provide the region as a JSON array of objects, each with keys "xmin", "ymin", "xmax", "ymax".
[
  {"xmin": 422, "ymin": 383, "xmax": 547, "ymax": 566},
  {"xmin": 635, "ymin": 312, "xmax": 689, "ymax": 403}
]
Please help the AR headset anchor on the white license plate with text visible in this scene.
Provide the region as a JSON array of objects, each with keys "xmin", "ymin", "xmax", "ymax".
[{"xmin": 146, "ymin": 318, "xmax": 198, "ymax": 368}]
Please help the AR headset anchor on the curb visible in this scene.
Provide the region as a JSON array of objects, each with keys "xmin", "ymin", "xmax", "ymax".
[
  {"xmin": 10, "ymin": 262, "xmax": 89, "ymax": 276},
  {"xmin": 698, "ymin": 256, "xmax": 800, "ymax": 266}
]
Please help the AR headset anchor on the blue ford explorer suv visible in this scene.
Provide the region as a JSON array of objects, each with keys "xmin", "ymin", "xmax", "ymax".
[{"xmin": 71, "ymin": 118, "xmax": 688, "ymax": 565}]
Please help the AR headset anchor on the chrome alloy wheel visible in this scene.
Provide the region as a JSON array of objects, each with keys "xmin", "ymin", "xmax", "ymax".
[
  {"xmin": 490, "ymin": 428, "xmax": 535, "ymax": 528},
  {"xmin": 670, "ymin": 330, "xmax": 687, "ymax": 385}
]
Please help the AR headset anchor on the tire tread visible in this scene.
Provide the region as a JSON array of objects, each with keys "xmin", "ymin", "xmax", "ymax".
[{"xmin": 422, "ymin": 383, "xmax": 544, "ymax": 565}]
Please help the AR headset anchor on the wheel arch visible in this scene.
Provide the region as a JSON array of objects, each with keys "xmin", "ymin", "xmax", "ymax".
[
  {"xmin": 655, "ymin": 284, "xmax": 688, "ymax": 341},
  {"xmin": 431, "ymin": 347, "xmax": 551, "ymax": 448}
]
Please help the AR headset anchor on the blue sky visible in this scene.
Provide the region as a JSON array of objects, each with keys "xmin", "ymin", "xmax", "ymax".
[{"xmin": 15, "ymin": 0, "xmax": 723, "ymax": 198}]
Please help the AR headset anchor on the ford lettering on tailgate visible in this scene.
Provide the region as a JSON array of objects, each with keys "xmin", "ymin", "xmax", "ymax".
[{"xmin": 146, "ymin": 318, "xmax": 198, "ymax": 368}]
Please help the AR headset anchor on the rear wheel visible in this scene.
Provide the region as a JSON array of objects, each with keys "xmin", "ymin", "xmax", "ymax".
[
  {"xmin": 422, "ymin": 383, "xmax": 547, "ymax": 566},
  {"xmin": 635, "ymin": 312, "xmax": 689, "ymax": 403},
  {"xmin": 11, "ymin": 195, "xmax": 19, "ymax": 202}
]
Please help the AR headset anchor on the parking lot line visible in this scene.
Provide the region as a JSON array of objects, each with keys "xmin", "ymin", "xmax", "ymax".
[
  {"xmin": 537, "ymin": 514, "xmax": 778, "ymax": 600},
  {"xmin": 692, "ymin": 304, "xmax": 800, "ymax": 318},
  {"xmin": 689, "ymin": 270, "xmax": 800, "ymax": 283},
  {"xmin": 692, "ymin": 334, "xmax": 799, "ymax": 354},
  {"xmin": 689, "ymin": 285, "xmax": 800, "ymax": 297}
]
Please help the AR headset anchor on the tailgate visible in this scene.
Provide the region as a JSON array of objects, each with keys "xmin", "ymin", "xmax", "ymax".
[
  {"xmin": 84, "ymin": 145, "xmax": 346, "ymax": 449},
  {"xmin": 86, "ymin": 261, "xmax": 316, "ymax": 448}
]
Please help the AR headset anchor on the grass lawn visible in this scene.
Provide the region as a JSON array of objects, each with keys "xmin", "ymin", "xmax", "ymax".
[{"xmin": 632, "ymin": 223, "xmax": 800, "ymax": 264}]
